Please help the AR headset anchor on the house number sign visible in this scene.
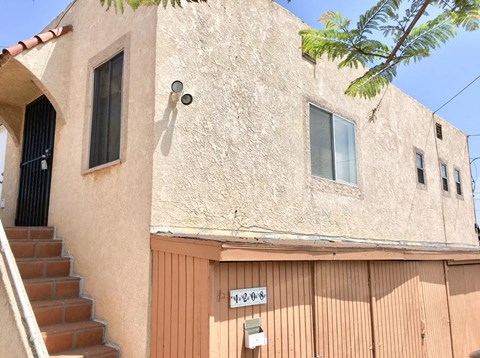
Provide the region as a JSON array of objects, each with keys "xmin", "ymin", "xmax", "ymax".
[{"xmin": 230, "ymin": 287, "xmax": 267, "ymax": 308}]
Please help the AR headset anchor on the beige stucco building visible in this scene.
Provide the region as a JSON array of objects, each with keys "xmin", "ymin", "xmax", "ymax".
[{"xmin": 0, "ymin": 0, "xmax": 480, "ymax": 357}]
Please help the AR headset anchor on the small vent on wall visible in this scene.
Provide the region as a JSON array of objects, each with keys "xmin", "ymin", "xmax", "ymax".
[{"xmin": 436, "ymin": 123, "xmax": 443, "ymax": 140}]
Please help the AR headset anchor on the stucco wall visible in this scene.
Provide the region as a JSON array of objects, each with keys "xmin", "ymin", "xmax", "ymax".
[
  {"xmin": 0, "ymin": 1, "xmax": 157, "ymax": 357},
  {"xmin": 0, "ymin": 135, "xmax": 21, "ymax": 226},
  {"xmin": 151, "ymin": 0, "xmax": 476, "ymax": 246},
  {"xmin": 0, "ymin": 252, "xmax": 34, "ymax": 358},
  {"xmin": 45, "ymin": 3, "xmax": 156, "ymax": 357}
]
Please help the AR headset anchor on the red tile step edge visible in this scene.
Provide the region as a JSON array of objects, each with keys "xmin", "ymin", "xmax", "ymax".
[
  {"xmin": 50, "ymin": 344, "xmax": 118, "ymax": 358},
  {"xmin": 41, "ymin": 321, "xmax": 105, "ymax": 354}
]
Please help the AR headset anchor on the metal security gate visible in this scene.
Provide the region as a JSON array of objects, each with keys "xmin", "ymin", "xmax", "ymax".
[{"xmin": 15, "ymin": 95, "xmax": 56, "ymax": 226}]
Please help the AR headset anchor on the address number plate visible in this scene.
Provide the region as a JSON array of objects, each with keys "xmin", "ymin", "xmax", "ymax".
[{"xmin": 230, "ymin": 287, "xmax": 267, "ymax": 308}]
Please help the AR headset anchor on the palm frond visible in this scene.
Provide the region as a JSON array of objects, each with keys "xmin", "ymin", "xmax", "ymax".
[
  {"xmin": 399, "ymin": 13, "xmax": 456, "ymax": 63},
  {"xmin": 356, "ymin": 0, "xmax": 402, "ymax": 38},
  {"xmin": 345, "ymin": 63, "xmax": 397, "ymax": 99},
  {"xmin": 101, "ymin": 0, "xmax": 206, "ymax": 12}
]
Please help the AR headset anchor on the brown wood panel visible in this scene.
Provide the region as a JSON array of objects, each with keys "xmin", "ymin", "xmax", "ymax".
[
  {"xmin": 370, "ymin": 261, "xmax": 423, "ymax": 358},
  {"xmin": 314, "ymin": 261, "xmax": 373, "ymax": 358},
  {"xmin": 447, "ymin": 263, "xmax": 480, "ymax": 358},
  {"xmin": 209, "ymin": 261, "xmax": 315, "ymax": 358},
  {"xmin": 151, "ymin": 251, "xmax": 210, "ymax": 358},
  {"xmin": 417, "ymin": 261, "xmax": 453, "ymax": 358},
  {"xmin": 150, "ymin": 250, "xmax": 159, "ymax": 358}
]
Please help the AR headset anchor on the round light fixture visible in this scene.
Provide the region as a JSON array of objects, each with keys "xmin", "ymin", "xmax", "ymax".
[
  {"xmin": 171, "ymin": 80, "xmax": 184, "ymax": 94},
  {"xmin": 181, "ymin": 94, "xmax": 193, "ymax": 106}
]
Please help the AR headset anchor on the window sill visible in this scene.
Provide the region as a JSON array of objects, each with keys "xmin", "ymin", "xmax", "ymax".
[
  {"xmin": 416, "ymin": 182, "xmax": 428, "ymax": 191},
  {"xmin": 82, "ymin": 159, "xmax": 122, "ymax": 175},
  {"xmin": 308, "ymin": 174, "xmax": 362, "ymax": 199}
]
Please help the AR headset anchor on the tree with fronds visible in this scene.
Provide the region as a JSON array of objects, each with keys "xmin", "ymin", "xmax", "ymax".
[
  {"xmin": 300, "ymin": 0, "xmax": 480, "ymax": 99},
  {"xmin": 100, "ymin": 0, "xmax": 205, "ymax": 12}
]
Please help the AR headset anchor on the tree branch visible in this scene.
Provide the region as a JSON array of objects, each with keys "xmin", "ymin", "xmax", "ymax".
[{"xmin": 383, "ymin": 0, "xmax": 432, "ymax": 67}]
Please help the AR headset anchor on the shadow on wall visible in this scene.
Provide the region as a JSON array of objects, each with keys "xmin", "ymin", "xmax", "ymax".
[{"xmin": 155, "ymin": 95, "xmax": 178, "ymax": 156}]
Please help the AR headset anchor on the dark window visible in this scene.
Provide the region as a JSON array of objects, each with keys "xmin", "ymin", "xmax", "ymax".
[
  {"xmin": 89, "ymin": 52, "xmax": 124, "ymax": 168},
  {"xmin": 416, "ymin": 153, "xmax": 425, "ymax": 184},
  {"xmin": 436, "ymin": 123, "xmax": 443, "ymax": 140},
  {"xmin": 441, "ymin": 163, "xmax": 449, "ymax": 192},
  {"xmin": 309, "ymin": 104, "xmax": 357, "ymax": 185},
  {"xmin": 454, "ymin": 169, "xmax": 462, "ymax": 195}
]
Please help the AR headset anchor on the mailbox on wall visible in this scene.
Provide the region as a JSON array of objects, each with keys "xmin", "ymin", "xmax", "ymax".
[{"xmin": 244, "ymin": 318, "xmax": 267, "ymax": 349}]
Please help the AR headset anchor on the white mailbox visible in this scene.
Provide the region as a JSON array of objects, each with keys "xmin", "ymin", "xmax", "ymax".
[{"xmin": 244, "ymin": 317, "xmax": 267, "ymax": 349}]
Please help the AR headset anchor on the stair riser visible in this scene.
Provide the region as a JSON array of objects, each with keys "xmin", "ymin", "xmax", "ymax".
[
  {"xmin": 18, "ymin": 259, "xmax": 71, "ymax": 279},
  {"xmin": 25, "ymin": 280, "xmax": 80, "ymax": 301},
  {"xmin": 34, "ymin": 302, "xmax": 92, "ymax": 326},
  {"xmin": 10, "ymin": 241, "xmax": 62, "ymax": 258},
  {"xmin": 5, "ymin": 228, "xmax": 54, "ymax": 240},
  {"xmin": 43, "ymin": 327, "xmax": 104, "ymax": 354},
  {"xmin": 6, "ymin": 227, "xmax": 117, "ymax": 357}
]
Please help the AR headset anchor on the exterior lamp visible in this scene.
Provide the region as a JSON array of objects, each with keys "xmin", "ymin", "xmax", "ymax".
[
  {"xmin": 171, "ymin": 80, "xmax": 183, "ymax": 94},
  {"xmin": 171, "ymin": 80, "xmax": 194, "ymax": 106},
  {"xmin": 181, "ymin": 94, "xmax": 193, "ymax": 106}
]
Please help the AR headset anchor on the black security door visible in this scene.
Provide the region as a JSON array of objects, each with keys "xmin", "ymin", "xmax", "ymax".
[{"xmin": 15, "ymin": 96, "xmax": 56, "ymax": 226}]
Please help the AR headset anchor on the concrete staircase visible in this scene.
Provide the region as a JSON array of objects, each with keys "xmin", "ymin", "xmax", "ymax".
[{"xmin": 5, "ymin": 227, "xmax": 118, "ymax": 358}]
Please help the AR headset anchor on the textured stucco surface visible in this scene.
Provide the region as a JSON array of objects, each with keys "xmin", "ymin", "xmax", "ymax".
[
  {"xmin": 0, "ymin": 1, "xmax": 476, "ymax": 357},
  {"xmin": 0, "ymin": 253, "xmax": 34, "ymax": 358},
  {"xmin": 151, "ymin": 0, "xmax": 476, "ymax": 246},
  {"xmin": 0, "ymin": 135, "xmax": 21, "ymax": 226},
  {"xmin": 0, "ymin": 1, "xmax": 157, "ymax": 357}
]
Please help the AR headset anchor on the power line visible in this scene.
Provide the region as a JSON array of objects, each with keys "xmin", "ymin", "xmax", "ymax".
[{"xmin": 433, "ymin": 73, "xmax": 480, "ymax": 114}]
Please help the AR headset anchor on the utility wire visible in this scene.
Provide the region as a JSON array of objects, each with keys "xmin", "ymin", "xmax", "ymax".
[
  {"xmin": 54, "ymin": 0, "xmax": 78, "ymax": 28},
  {"xmin": 433, "ymin": 73, "xmax": 480, "ymax": 114}
]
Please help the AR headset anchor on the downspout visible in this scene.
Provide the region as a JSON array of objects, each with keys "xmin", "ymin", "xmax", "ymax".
[{"xmin": 0, "ymin": 222, "xmax": 48, "ymax": 358}]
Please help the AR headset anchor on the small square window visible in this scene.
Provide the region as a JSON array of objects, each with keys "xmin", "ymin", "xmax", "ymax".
[
  {"xmin": 441, "ymin": 163, "xmax": 449, "ymax": 192},
  {"xmin": 89, "ymin": 51, "xmax": 124, "ymax": 168},
  {"xmin": 436, "ymin": 123, "xmax": 443, "ymax": 140},
  {"xmin": 454, "ymin": 169, "xmax": 462, "ymax": 196},
  {"xmin": 416, "ymin": 152, "xmax": 425, "ymax": 184},
  {"xmin": 309, "ymin": 104, "xmax": 357, "ymax": 185}
]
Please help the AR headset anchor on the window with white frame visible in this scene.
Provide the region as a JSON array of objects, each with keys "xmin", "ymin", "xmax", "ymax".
[
  {"xmin": 309, "ymin": 104, "xmax": 357, "ymax": 185},
  {"xmin": 416, "ymin": 152, "xmax": 425, "ymax": 184},
  {"xmin": 440, "ymin": 163, "xmax": 449, "ymax": 192},
  {"xmin": 454, "ymin": 169, "xmax": 462, "ymax": 196}
]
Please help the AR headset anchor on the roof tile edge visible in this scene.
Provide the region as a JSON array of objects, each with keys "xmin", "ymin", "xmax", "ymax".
[{"xmin": 0, "ymin": 25, "xmax": 73, "ymax": 63}]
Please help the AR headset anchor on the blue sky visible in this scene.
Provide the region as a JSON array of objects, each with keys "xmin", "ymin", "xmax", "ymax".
[{"xmin": 1, "ymin": 0, "xmax": 479, "ymax": 220}]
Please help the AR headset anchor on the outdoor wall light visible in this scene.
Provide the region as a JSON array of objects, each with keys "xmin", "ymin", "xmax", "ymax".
[
  {"xmin": 181, "ymin": 94, "xmax": 193, "ymax": 106},
  {"xmin": 171, "ymin": 80, "xmax": 184, "ymax": 94},
  {"xmin": 170, "ymin": 80, "xmax": 194, "ymax": 106}
]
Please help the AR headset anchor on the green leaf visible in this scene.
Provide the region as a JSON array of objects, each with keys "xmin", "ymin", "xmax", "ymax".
[
  {"xmin": 345, "ymin": 63, "xmax": 397, "ymax": 99},
  {"xmin": 101, "ymin": 0, "xmax": 206, "ymax": 12}
]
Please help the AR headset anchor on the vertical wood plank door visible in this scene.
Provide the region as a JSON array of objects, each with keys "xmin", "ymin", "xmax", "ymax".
[
  {"xmin": 314, "ymin": 261, "xmax": 374, "ymax": 358},
  {"xmin": 447, "ymin": 263, "xmax": 480, "ymax": 358},
  {"xmin": 209, "ymin": 261, "xmax": 315, "ymax": 358},
  {"xmin": 369, "ymin": 261, "xmax": 423, "ymax": 358},
  {"xmin": 151, "ymin": 252, "xmax": 210, "ymax": 358},
  {"xmin": 417, "ymin": 261, "xmax": 453, "ymax": 358}
]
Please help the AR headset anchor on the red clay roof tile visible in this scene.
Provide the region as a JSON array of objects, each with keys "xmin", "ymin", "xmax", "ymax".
[{"xmin": 0, "ymin": 25, "xmax": 72, "ymax": 62}]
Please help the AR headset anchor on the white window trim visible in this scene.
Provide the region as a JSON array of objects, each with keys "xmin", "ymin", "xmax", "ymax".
[
  {"xmin": 308, "ymin": 102, "xmax": 359, "ymax": 187},
  {"xmin": 440, "ymin": 162, "xmax": 449, "ymax": 192},
  {"xmin": 454, "ymin": 168, "xmax": 463, "ymax": 196}
]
